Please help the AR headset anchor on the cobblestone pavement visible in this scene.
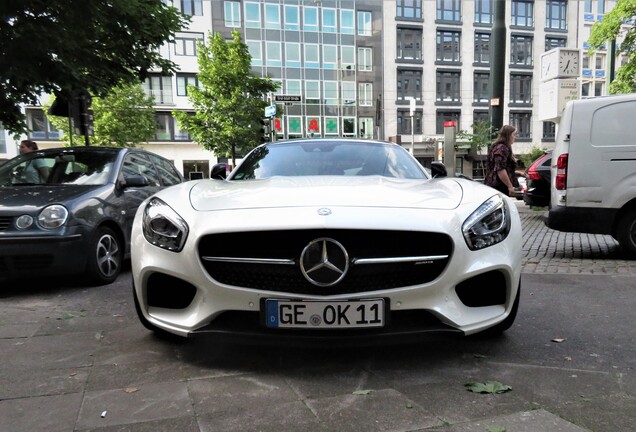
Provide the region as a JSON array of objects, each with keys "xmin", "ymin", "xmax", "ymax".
[{"xmin": 517, "ymin": 202, "xmax": 636, "ymax": 274}]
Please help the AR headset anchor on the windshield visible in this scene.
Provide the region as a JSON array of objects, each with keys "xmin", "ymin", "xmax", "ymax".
[
  {"xmin": 231, "ymin": 140, "xmax": 428, "ymax": 180},
  {"xmin": 0, "ymin": 150, "xmax": 116, "ymax": 187}
]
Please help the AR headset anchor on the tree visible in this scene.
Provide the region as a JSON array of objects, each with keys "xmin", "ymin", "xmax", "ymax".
[
  {"xmin": 46, "ymin": 82, "xmax": 156, "ymax": 147},
  {"xmin": 588, "ymin": 0, "xmax": 636, "ymax": 94},
  {"xmin": 457, "ymin": 119, "xmax": 496, "ymax": 154},
  {"xmin": 0, "ymin": 0, "xmax": 188, "ymax": 134},
  {"xmin": 174, "ymin": 30, "xmax": 279, "ymax": 165}
]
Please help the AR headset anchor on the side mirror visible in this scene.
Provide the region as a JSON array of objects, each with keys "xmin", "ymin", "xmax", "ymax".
[
  {"xmin": 210, "ymin": 163, "xmax": 227, "ymax": 180},
  {"xmin": 122, "ymin": 174, "xmax": 149, "ymax": 188},
  {"xmin": 430, "ymin": 161, "xmax": 447, "ymax": 178}
]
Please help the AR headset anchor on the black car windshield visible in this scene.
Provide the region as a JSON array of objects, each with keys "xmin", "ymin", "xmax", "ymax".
[
  {"xmin": 0, "ymin": 150, "xmax": 116, "ymax": 187},
  {"xmin": 231, "ymin": 140, "xmax": 428, "ymax": 180}
]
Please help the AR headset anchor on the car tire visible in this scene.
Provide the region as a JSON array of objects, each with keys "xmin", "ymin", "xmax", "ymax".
[
  {"xmin": 616, "ymin": 208, "xmax": 636, "ymax": 256},
  {"xmin": 85, "ymin": 226, "xmax": 122, "ymax": 285},
  {"xmin": 479, "ymin": 282, "xmax": 520, "ymax": 336}
]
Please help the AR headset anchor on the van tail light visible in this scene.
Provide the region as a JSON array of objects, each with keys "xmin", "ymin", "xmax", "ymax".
[{"xmin": 556, "ymin": 153, "xmax": 568, "ymax": 190}]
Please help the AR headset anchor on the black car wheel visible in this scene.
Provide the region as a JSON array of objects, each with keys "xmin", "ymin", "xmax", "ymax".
[
  {"xmin": 85, "ymin": 226, "xmax": 122, "ymax": 285},
  {"xmin": 616, "ymin": 208, "xmax": 636, "ymax": 257}
]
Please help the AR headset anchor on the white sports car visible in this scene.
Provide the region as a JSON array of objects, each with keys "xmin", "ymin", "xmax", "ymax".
[{"xmin": 131, "ymin": 139, "xmax": 522, "ymax": 342}]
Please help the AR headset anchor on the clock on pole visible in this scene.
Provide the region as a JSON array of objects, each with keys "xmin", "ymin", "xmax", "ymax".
[{"xmin": 541, "ymin": 48, "xmax": 580, "ymax": 81}]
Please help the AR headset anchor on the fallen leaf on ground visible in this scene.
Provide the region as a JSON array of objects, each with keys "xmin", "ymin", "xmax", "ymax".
[{"xmin": 465, "ymin": 381, "xmax": 512, "ymax": 394}]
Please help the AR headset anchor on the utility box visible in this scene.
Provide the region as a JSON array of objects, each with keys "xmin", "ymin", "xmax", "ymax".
[{"xmin": 443, "ymin": 121, "xmax": 457, "ymax": 177}]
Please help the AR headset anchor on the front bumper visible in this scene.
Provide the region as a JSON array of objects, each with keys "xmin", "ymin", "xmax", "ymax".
[{"xmin": 0, "ymin": 231, "xmax": 88, "ymax": 279}]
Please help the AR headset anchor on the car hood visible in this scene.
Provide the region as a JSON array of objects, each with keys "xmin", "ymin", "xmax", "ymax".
[
  {"xmin": 0, "ymin": 185, "xmax": 104, "ymax": 209},
  {"xmin": 188, "ymin": 176, "xmax": 464, "ymax": 211}
]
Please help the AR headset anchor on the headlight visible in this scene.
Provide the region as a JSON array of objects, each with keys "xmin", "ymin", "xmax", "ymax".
[
  {"xmin": 142, "ymin": 197, "xmax": 189, "ymax": 252},
  {"xmin": 462, "ymin": 195, "xmax": 511, "ymax": 250},
  {"xmin": 38, "ymin": 205, "xmax": 68, "ymax": 229}
]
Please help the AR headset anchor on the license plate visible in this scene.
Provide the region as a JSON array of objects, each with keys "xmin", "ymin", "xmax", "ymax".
[{"xmin": 265, "ymin": 299, "xmax": 385, "ymax": 329}]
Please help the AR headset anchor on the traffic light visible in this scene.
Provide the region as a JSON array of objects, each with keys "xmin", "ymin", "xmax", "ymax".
[{"xmin": 260, "ymin": 118, "xmax": 271, "ymax": 143}]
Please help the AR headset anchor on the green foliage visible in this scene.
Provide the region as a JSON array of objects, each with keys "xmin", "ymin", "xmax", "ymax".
[
  {"xmin": 0, "ymin": 0, "xmax": 189, "ymax": 134},
  {"xmin": 465, "ymin": 381, "xmax": 512, "ymax": 394},
  {"xmin": 458, "ymin": 120, "xmax": 497, "ymax": 153},
  {"xmin": 174, "ymin": 30, "xmax": 279, "ymax": 163},
  {"xmin": 46, "ymin": 82, "xmax": 156, "ymax": 147},
  {"xmin": 519, "ymin": 146, "xmax": 548, "ymax": 168},
  {"xmin": 588, "ymin": 0, "xmax": 636, "ymax": 93}
]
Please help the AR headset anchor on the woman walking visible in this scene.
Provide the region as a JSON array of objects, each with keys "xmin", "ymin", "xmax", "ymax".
[{"xmin": 484, "ymin": 125, "xmax": 518, "ymax": 197}]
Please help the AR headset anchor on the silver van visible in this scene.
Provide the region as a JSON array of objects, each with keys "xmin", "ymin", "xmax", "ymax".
[{"xmin": 545, "ymin": 93, "xmax": 636, "ymax": 255}]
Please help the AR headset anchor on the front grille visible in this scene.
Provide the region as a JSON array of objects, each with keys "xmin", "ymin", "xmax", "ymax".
[
  {"xmin": 0, "ymin": 217, "xmax": 13, "ymax": 231},
  {"xmin": 198, "ymin": 229, "xmax": 453, "ymax": 295}
]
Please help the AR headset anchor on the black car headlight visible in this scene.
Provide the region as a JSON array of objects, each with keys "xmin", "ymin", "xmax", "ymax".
[
  {"xmin": 142, "ymin": 198, "xmax": 189, "ymax": 252},
  {"xmin": 462, "ymin": 195, "xmax": 511, "ymax": 250}
]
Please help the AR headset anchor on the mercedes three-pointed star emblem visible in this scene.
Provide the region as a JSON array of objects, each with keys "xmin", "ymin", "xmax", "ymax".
[{"xmin": 300, "ymin": 238, "xmax": 349, "ymax": 287}]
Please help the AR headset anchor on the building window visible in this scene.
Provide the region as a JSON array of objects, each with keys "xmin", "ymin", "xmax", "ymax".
[
  {"xmin": 594, "ymin": 81, "xmax": 605, "ymax": 96},
  {"xmin": 304, "ymin": 44, "xmax": 319, "ymax": 68},
  {"xmin": 473, "ymin": 72, "xmax": 490, "ymax": 103},
  {"xmin": 176, "ymin": 74, "xmax": 198, "ymax": 96},
  {"xmin": 303, "ymin": 7, "xmax": 318, "ymax": 31},
  {"xmin": 436, "ymin": 30, "xmax": 461, "ymax": 63},
  {"xmin": 325, "ymin": 117, "xmax": 338, "ymax": 135},
  {"xmin": 26, "ymin": 108, "xmax": 61, "ymax": 140},
  {"xmin": 598, "ymin": 0, "xmax": 605, "ymax": 14},
  {"xmin": 173, "ymin": 116, "xmax": 191, "ymax": 141},
  {"xmin": 245, "ymin": 2, "xmax": 261, "ymax": 28},
  {"xmin": 546, "ymin": 0, "xmax": 567, "ymax": 30},
  {"xmin": 437, "ymin": 0, "xmax": 461, "ymax": 22},
  {"xmin": 343, "ymin": 117, "xmax": 356, "ymax": 136},
  {"xmin": 323, "ymin": 45, "xmax": 337, "ymax": 69},
  {"xmin": 436, "ymin": 110, "xmax": 460, "ymax": 134},
  {"xmin": 324, "ymin": 81, "xmax": 338, "ymax": 104},
  {"xmin": 359, "ymin": 83, "xmax": 373, "ymax": 106},
  {"xmin": 509, "ymin": 111, "xmax": 531, "ymax": 139},
  {"xmin": 511, "ymin": 35, "xmax": 533, "ymax": 66},
  {"xmin": 224, "ymin": 1, "xmax": 240, "ymax": 27},
  {"xmin": 357, "ymin": 47, "xmax": 372, "ymax": 71},
  {"xmin": 511, "ymin": 0, "xmax": 533, "ymax": 27},
  {"xmin": 436, "ymin": 71, "xmax": 461, "ymax": 102},
  {"xmin": 174, "ymin": 35, "xmax": 200, "ymax": 56},
  {"xmin": 288, "ymin": 116, "xmax": 303, "ymax": 136},
  {"xmin": 341, "ymin": 46, "xmax": 355, "ymax": 69},
  {"xmin": 595, "ymin": 53, "xmax": 606, "ymax": 70},
  {"xmin": 397, "ymin": 28, "xmax": 422, "ymax": 61},
  {"xmin": 358, "ymin": 11, "xmax": 372, "ymax": 36},
  {"xmin": 474, "ymin": 32, "xmax": 490, "ymax": 64},
  {"xmin": 265, "ymin": 4, "xmax": 280, "ymax": 29},
  {"xmin": 341, "ymin": 10, "xmax": 354, "ymax": 34},
  {"xmin": 266, "ymin": 42, "xmax": 282, "ymax": 67},
  {"xmin": 359, "ymin": 117, "xmax": 374, "ymax": 139},
  {"xmin": 397, "ymin": 0, "xmax": 422, "ymax": 19},
  {"xmin": 398, "ymin": 110, "xmax": 423, "ymax": 134},
  {"xmin": 473, "ymin": 110, "xmax": 489, "ymax": 124},
  {"xmin": 155, "ymin": 112, "xmax": 173, "ymax": 140},
  {"xmin": 247, "ymin": 40, "xmax": 262, "ymax": 66},
  {"xmin": 285, "ymin": 42, "xmax": 301, "ymax": 68},
  {"xmin": 181, "ymin": 0, "xmax": 202, "ymax": 16},
  {"xmin": 284, "ymin": 5, "xmax": 299, "ymax": 30},
  {"xmin": 143, "ymin": 75, "xmax": 173, "ymax": 105},
  {"xmin": 545, "ymin": 36, "xmax": 566, "ymax": 51},
  {"xmin": 286, "ymin": 80, "xmax": 302, "ymax": 96},
  {"xmin": 584, "ymin": 0, "xmax": 592, "ymax": 13},
  {"xmin": 322, "ymin": 8, "xmax": 337, "ymax": 33},
  {"xmin": 397, "ymin": 69, "xmax": 422, "ymax": 101},
  {"xmin": 305, "ymin": 81, "xmax": 320, "ymax": 103},
  {"xmin": 342, "ymin": 82, "xmax": 356, "ymax": 105},
  {"xmin": 542, "ymin": 121, "xmax": 556, "ymax": 141},
  {"xmin": 510, "ymin": 74, "xmax": 532, "ymax": 104},
  {"xmin": 474, "ymin": 0, "xmax": 493, "ymax": 24}
]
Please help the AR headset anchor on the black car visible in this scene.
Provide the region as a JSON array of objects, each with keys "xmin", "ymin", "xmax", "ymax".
[
  {"xmin": 0, "ymin": 147, "xmax": 183, "ymax": 284},
  {"xmin": 523, "ymin": 150, "xmax": 552, "ymax": 207}
]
